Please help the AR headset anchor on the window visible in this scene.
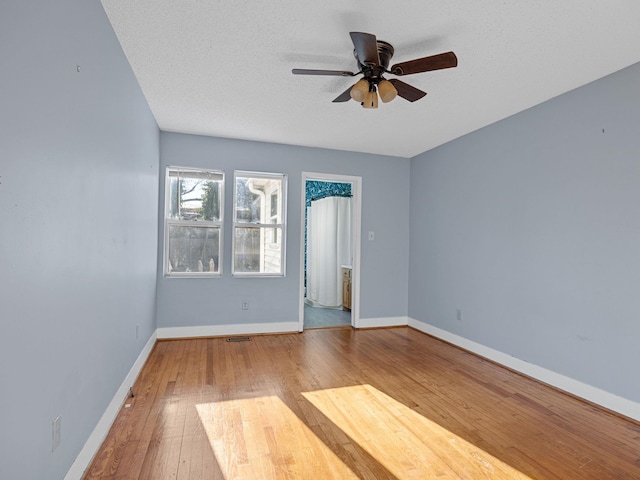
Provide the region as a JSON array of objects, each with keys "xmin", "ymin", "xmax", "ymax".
[
  {"xmin": 233, "ymin": 171, "xmax": 286, "ymax": 276},
  {"xmin": 164, "ymin": 167, "xmax": 224, "ymax": 277}
]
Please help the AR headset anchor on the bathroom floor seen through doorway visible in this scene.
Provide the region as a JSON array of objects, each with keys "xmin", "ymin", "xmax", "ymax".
[{"xmin": 303, "ymin": 303, "xmax": 351, "ymax": 328}]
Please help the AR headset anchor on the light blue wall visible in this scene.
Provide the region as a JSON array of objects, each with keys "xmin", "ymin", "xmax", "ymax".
[
  {"xmin": 0, "ymin": 1, "xmax": 159, "ymax": 479},
  {"xmin": 9, "ymin": 0, "xmax": 639, "ymax": 474},
  {"xmin": 158, "ymin": 132, "xmax": 411, "ymax": 328},
  {"xmin": 409, "ymin": 62, "xmax": 640, "ymax": 402}
]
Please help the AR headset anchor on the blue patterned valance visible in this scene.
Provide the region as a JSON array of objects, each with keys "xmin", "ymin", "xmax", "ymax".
[{"xmin": 305, "ymin": 181, "xmax": 352, "ymax": 207}]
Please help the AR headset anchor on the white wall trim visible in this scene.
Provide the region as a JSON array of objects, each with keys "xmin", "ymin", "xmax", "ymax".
[
  {"xmin": 64, "ymin": 331, "xmax": 157, "ymax": 480},
  {"xmin": 408, "ymin": 317, "xmax": 640, "ymax": 423},
  {"xmin": 299, "ymin": 172, "xmax": 362, "ymax": 332},
  {"xmin": 358, "ymin": 316, "xmax": 409, "ymax": 329},
  {"xmin": 157, "ymin": 322, "xmax": 299, "ymax": 339}
]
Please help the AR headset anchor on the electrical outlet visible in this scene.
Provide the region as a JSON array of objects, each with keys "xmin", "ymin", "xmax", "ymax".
[
  {"xmin": 135, "ymin": 324, "xmax": 139, "ymax": 339},
  {"xmin": 456, "ymin": 309, "xmax": 462, "ymax": 322},
  {"xmin": 242, "ymin": 301, "xmax": 249, "ymax": 310},
  {"xmin": 52, "ymin": 415, "xmax": 61, "ymax": 452},
  {"xmin": 368, "ymin": 231, "xmax": 375, "ymax": 241}
]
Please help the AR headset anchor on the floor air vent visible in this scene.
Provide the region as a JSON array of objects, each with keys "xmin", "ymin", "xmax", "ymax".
[{"xmin": 226, "ymin": 336, "xmax": 251, "ymax": 342}]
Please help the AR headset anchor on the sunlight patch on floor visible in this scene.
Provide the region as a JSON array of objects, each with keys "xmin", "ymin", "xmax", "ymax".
[
  {"xmin": 302, "ymin": 384, "xmax": 533, "ymax": 479},
  {"xmin": 196, "ymin": 396, "xmax": 358, "ymax": 479}
]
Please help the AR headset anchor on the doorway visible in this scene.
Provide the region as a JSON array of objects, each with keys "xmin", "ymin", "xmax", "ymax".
[{"xmin": 299, "ymin": 172, "xmax": 362, "ymax": 331}]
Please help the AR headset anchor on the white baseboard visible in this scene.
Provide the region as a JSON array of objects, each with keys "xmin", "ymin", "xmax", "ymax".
[
  {"xmin": 64, "ymin": 332, "xmax": 157, "ymax": 480},
  {"xmin": 408, "ymin": 317, "xmax": 640, "ymax": 423},
  {"xmin": 157, "ymin": 321, "xmax": 299, "ymax": 339},
  {"xmin": 357, "ymin": 316, "xmax": 409, "ymax": 329}
]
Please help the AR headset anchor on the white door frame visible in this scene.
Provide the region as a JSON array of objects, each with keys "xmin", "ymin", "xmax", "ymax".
[{"xmin": 298, "ymin": 172, "xmax": 362, "ymax": 331}]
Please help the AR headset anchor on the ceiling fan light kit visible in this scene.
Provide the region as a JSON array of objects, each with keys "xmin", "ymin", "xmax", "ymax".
[
  {"xmin": 350, "ymin": 78, "xmax": 370, "ymax": 103},
  {"xmin": 363, "ymin": 89, "xmax": 378, "ymax": 109},
  {"xmin": 293, "ymin": 31, "xmax": 457, "ymax": 109},
  {"xmin": 378, "ymin": 79, "xmax": 397, "ymax": 103}
]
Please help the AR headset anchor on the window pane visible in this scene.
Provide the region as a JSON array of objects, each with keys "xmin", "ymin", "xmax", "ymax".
[
  {"xmin": 168, "ymin": 171, "xmax": 222, "ymax": 221},
  {"xmin": 235, "ymin": 176, "xmax": 282, "ymax": 224},
  {"xmin": 234, "ymin": 227, "xmax": 282, "ymax": 274},
  {"xmin": 168, "ymin": 226, "xmax": 220, "ymax": 273},
  {"xmin": 233, "ymin": 171, "xmax": 285, "ymax": 276}
]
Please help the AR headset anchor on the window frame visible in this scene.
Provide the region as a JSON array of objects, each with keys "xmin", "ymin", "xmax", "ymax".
[
  {"xmin": 163, "ymin": 166, "xmax": 224, "ymax": 278},
  {"xmin": 232, "ymin": 170, "xmax": 287, "ymax": 277}
]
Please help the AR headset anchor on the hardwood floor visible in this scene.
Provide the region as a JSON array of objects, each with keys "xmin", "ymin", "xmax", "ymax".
[{"xmin": 83, "ymin": 327, "xmax": 640, "ymax": 479}]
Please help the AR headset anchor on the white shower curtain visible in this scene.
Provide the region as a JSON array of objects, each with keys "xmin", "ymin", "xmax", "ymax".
[{"xmin": 307, "ymin": 196, "xmax": 352, "ymax": 308}]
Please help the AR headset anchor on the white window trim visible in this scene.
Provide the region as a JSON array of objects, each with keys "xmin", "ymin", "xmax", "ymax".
[
  {"xmin": 164, "ymin": 166, "xmax": 224, "ymax": 278},
  {"xmin": 232, "ymin": 170, "xmax": 287, "ymax": 277}
]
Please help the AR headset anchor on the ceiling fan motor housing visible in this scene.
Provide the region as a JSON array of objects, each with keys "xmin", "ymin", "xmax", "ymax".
[
  {"xmin": 375, "ymin": 41, "xmax": 394, "ymax": 69},
  {"xmin": 355, "ymin": 40, "xmax": 394, "ymax": 84}
]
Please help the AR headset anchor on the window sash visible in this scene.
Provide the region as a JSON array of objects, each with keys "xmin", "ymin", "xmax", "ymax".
[
  {"xmin": 165, "ymin": 224, "xmax": 222, "ymax": 276},
  {"xmin": 167, "ymin": 169, "xmax": 223, "ymax": 181},
  {"xmin": 166, "ymin": 219, "xmax": 222, "ymax": 228},
  {"xmin": 164, "ymin": 167, "xmax": 224, "ymax": 277},
  {"xmin": 232, "ymin": 171, "xmax": 286, "ymax": 276}
]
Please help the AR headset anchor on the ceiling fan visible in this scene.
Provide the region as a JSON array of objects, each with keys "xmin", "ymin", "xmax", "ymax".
[{"xmin": 292, "ymin": 32, "xmax": 457, "ymax": 108}]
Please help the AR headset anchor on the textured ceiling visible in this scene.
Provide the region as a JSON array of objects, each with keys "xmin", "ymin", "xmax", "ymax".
[{"xmin": 101, "ymin": 1, "xmax": 640, "ymax": 158}]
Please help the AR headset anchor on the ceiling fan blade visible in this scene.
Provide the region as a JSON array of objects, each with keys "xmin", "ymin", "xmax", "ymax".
[
  {"xmin": 332, "ymin": 85, "xmax": 353, "ymax": 103},
  {"xmin": 389, "ymin": 79, "xmax": 427, "ymax": 102},
  {"xmin": 390, "ymin": 51, "xmax": 458, "ymax": 76},
  {"xmin": 292, "ymin": 68, "xmax": 356, "ymax": 76},
  {"xmin": 350, "ymin": 32, "xmax": 380, "ymax": 66}
]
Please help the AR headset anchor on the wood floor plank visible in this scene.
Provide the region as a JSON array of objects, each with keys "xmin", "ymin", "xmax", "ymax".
[{"xmin": 83, "ymin": 327, "xmax": 640, "ymax": 479}]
